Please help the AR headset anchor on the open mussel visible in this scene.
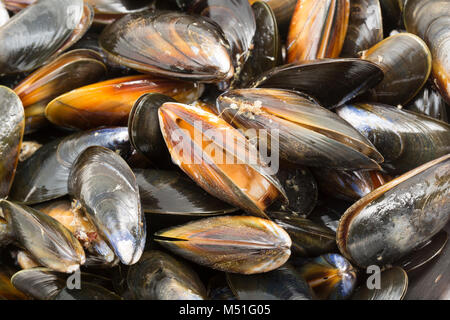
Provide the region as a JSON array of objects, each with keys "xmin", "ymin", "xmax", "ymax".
[
  {"xmin": 361, "ymin": 33, "xmax": 432, "ymax": 105},
  {"xmin": 135, "ymin": 169, "xmax": 235, "ymax": 216},
  {"xmin": 226, "ymin": 264, "xmax": 314, "ymax": 300},
  {"xmin": 336, "ymin": 103, "xmax": 450, "ymax": 174},
  {"xmin": 68, "ymin": 146, "xmax": 146, "ymax": 265},
  {"xmin": 0, "ymin": 0, "xmax": 91, "ymax": 74},
  {"xmin": 0, "ymin": 200, "xmax": 85, "ymax": 273},
  {"xmin": 127, "ymin": 250, "xmax": 207, "ymax": 300},
  {"xmin": 0, "ymin": 86, "xmax": 24, "ymax": 198},
  {"xmin": 251, "ymin": 59, "xmax": 384, "ymax": 109},
  {"xmin": 217, "ymin": 88, "xmax": 383, "ymax": 170},
  {"xmin": 234, "ymin": 1, "xmax": 281, "ymax": 88},
  {"xmin": 45, "ymin": 75, "xmax": 203, "ymax": 130},
  {"xmin": 404, "ymin": 0, "xmax": 450, "ymax": 104},
  {"xmin": 287, "ymin": 0, "xmax": 350, "ymax": 62},
  {"xmin": 341, "ymin": 0, "xmax": 383, "ymax": 57},
  {"xmin": 10, "ymin": 127, "xmax": 131, "ymax": 205},
  {"xmin": 154, "ymin": 215, "xmax": 292, "ymax": 274},
  {"xmin": 158, "ymin": 102, "xmax": 286, "ymax": 217},
  {"xmin": 337, "ymin": 155, "xmax": 450, "ymax": 268},
  {"xmin": 13, "ymin": 49, "xmax": 107, "ymax": 134},
  {"xmin": 99, "ymin": 10, "xmax": 233, "ymax": 82},
  {"xmin": 293, "ymin": 253, "xmax": 357, "ymax": 300}
]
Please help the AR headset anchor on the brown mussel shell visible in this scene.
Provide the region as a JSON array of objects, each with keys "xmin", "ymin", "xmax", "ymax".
[
  {"xmin": 337, "ymin": 155, "xmax": 450, "ymax": 268},
  {"xmin": 216, "ymin": 88, "xmax": 383, "ymax": 170},
  {"xmin": 68, "ymin": 146, "xmax": 146, "ymax": 265},
  {"xmin": 134, "ymin": 169, "xmax": 236, "ymax": 216},
  {"xmin": 127, "ymin": 250, "xmax": 207, "ymax": 300},
  {"xmin": 341, "ymin": 0, "xmax": 383, "ymax": 57},
  {"xmin": 336, "ymin": 103, "xmax": 450, "ymax": 174},
  {"xmin": 361, "ymin": 33, "xmax": 432, "ymax": 105},
  {"xmin": 287, "ymin": 0, "xmax": 350, "ymax": 62},
  {"xmin": 154, "ymin": 215, "xmax": 292, "ymax": 274},
  {"xmin": 158, "ymin": 102, "xmax": 286, "ymax": 218},
  {"xmin": 0, "ymin": 86, "xmax": 24, "ymax": 198},
  {"xmin": 251, "ymin": 59, "xmax": 384, "ymax": 109},
  {"xmin": 99, "ymin": 10, "xmax": 234, "ymax": 82},
  {"xmin": 45, "ymin": 75, "xmax": 203, "ymax": 130},
  {"xmin": 0, "ymin": 200, "xmax": 86, "ymax": 273}
]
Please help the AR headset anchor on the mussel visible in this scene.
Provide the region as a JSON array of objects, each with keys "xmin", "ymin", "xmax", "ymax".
[
  {"xmin": 336, "ymin": 103, "xmax": 450, "ymax": 174},
  {"xmin": 158, "ymin": 102, "xmax": 286, "ymax": 217},
  {"xmin": 45, "ymin": 75, "xmax": 203, "ymax": 130},
  {"xmin": 216, "ymin": 88, "xmax": 383, "ymax": 169},
  {"xmin": 0, "ymin": 86, "xmax": 24, "ymax": 198},
  {"xmin": 287, "ymin": 0, "xmax": 350, "ymax": 62},
  {"xmin": 154, "ymin": 215, "xmax": 292, "ymax": 274},
  {"xmin": 68, "ymin": 146, "xmax": 146, "ymax": 265},
  {"xmin": 10, "ymin": 127, "xmax": 131, "ymax": 204},
  {"xmin": 337, "ymin": 155, "xmax": 450, "ymax": 268},
  {"xmin": 99, "ymin": 10, "xmax": 234, "ymax": 82},
  {"xmin": 405, "ymin": 82, "xmax": 449, "ymax": 122}
]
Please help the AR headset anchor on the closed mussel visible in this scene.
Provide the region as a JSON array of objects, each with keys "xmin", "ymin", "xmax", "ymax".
[
  {"xmin": 45, "ymin": 75, "xmax": 203, "ymax": 130},
  {"xmin": 158, "ymin": 102, "xmax": 286, "ymax": 218},
  {"xmin": 0, "ymin": 86, "xmax": 24, "ymax": 198},
  {"xmin": 154, "ymin": 215, "xmax": 292, "ymax": 274},
  {"xmin": 99, "ymin": 10, "xmax": 233, "ymax": 82},
  {"xmin": 336, "ymin": 103, "xmax": 450, "ymax": 174},
  {"xmin": 127, "ymin": 250, "xmax": 207, "ymax": 300},
  {"xmin": 337, "ymin": 155, "xmax": 450, "ymax": 268},
  {"xmin": 10, "ymin": 127, "xmax": 131, "ymax": 204},
  {"xmin": 287, "ymin": 0, "xmax": 350, "ymax": 62},
  {"xmin": 405, "ymin": 82, "xmax": 448, "ymax": 122},
  {"xmin": 217, "ymin": 88, "xmax": 383, "ymax": 170},
  {"xmin": 68, "ymin": 146, "xmax": 146, "ymax": 265}
]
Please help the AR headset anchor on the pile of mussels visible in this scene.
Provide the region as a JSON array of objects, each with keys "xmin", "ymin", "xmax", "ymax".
[{"xmin": 0, "ymin": 0, "xmax": 449, "ymax": 300}]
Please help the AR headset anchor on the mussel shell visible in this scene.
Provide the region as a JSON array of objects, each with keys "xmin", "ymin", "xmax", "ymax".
[
  {"xmin": 248, "ymin": 0, "xmax": 297, "ymax": 32},
  {"xmin": 287, "ymin": 0, "xmax": 350, "ymax": 62},
  {"xmin": 309, "ymin": 197, "xmax": 353, "ymax": 233},
  {"xmin": 251, "ymin": 59, "xmax": 384, "ymax": 109},
  {"xmin": 336, "ymin": 103, "xmax": 450, "ymax": 174},
  {"xmin": 0, "ymin": 1, "xmax": 8, "ymax": 27},
  {"xmin": 68, "ymin": 146, "xmax": 146, "ymax": 265},
  {"xmin": 216, "ymin": 88, "xmax": 383, "ymax": 170},
  {"xmin": 352, "ymin": 267, "xmax": 408, "ymax": 300},
  {"xmin": 361, "ymin": 33, "xmax": 432, "ymax": 105},
  {"xmin": 0, "ymin": 200, "xmax": 85, "ymax": 273},
  {"xmin": 337, "ymin": 155, "xmax": 450, "ymax": 268},
  {"xmin": 226, "ymin": 264, "xmax": 314, "ymax": 300},
  {"xmin": 269, "ymin": 166, "xmax": 318, "ymax": 216},
  {"xmin": 379, "ymin": 0, "xmax": 404, "ymax": 36},
  {"xmin": 269, "ymin": 212, "xmax": 337, "ymax": 257},
  {"xmin": 0, "ymin": 0, "xmax": 84, "ymax": 74},
  {"xmin": 11, "ymin": 267, "xmax": 113, "ymax": 300},
  {"xmin": 53, "ymin": 283, "xmax": 121, "ymax": 300},
  {"xmin": 312, "ymin": 168, "xmax": 389, "ymax": 202},
  {"xmin": 403, "ymin": 0, "xmax": 450, "ymax": 38},
  {"xmin": 154, "ymin": 215, "xmax": 292, "ymax": 274},
  {"xmin": 158, "ymin": 102, "xmax": 286, "ymax": 218},
  {"xmin": 86, "ymin": 0, "xmax": 156, "ymax": 14},
  {"xmin": 234, "ymin": 1, "xmax": 281, "ymax": 88},
  {"xmin": 397, "ymin": 231, "xmax": 448, "ymax": 273},
  {"xmin": 293, "ymin": 254, "xmax": 357, "ymax": 300},
  {"xmin": 128, "ymin": 93, "xmax": 175, "ymax": 167},
  {"xmin": 99, "ymin": 10, "xmax": 233, "ymax": 82},
  {"xmin": 135, "ymin": 169, "xmax": 236, "ymax": 216},
  {"xmin": 341, "ymin": 0, "xmax": 383, "ymax": 57},
  {"xmin": 0, "ymin": 86, "xmax": 24, "ymax": 198},
  {"xmin": 0, "ymin": 266, "xmax": 28, "ymax": 300},
  {"xmin": 45, "ymin": 75, "xmax": 203, "ymax": 130},
  {"xmin": 405, "ymin": 81, "xmax": 448, "ymax": 122},
  {"xmin": 10, "ymin": 127, "xmax": 131, "ymax": 205},
  {"xmin": 127, "ymin": 250, "xmax": 207, "ymax": 300},
  {"xmin": 185, "ymin": 0, "xmax": 256, "ymax": 71}
]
